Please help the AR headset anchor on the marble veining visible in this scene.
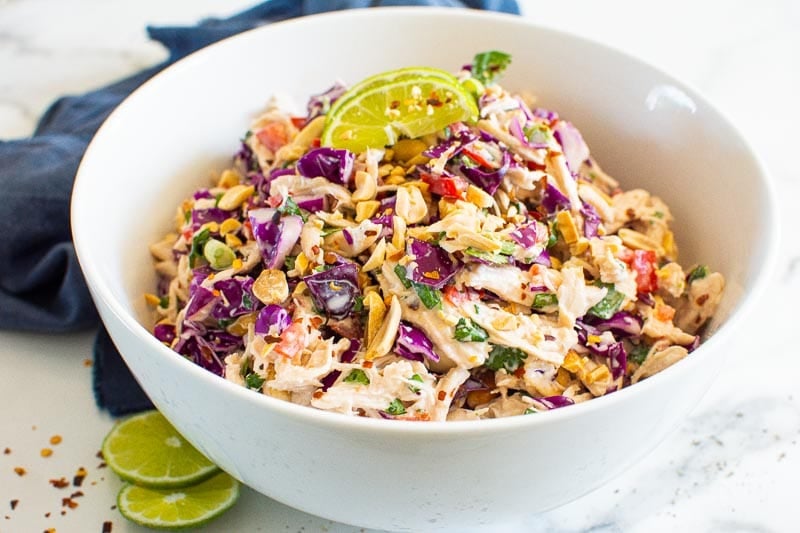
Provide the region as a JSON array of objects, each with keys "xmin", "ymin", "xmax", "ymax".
[{"xmin": 1, "ymin": 1, "xmax": 798, "ymax": 532}]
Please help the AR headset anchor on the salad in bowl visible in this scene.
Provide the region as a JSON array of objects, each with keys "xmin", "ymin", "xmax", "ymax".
[{"xmin": 146, "ymin": 51, "xmax": 724, "ymax": 421}]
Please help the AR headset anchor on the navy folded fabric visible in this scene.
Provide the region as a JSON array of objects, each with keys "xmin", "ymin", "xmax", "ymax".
[{"xmin": 0, "ymin": 0, "xmax": 519, "ymax": 416}]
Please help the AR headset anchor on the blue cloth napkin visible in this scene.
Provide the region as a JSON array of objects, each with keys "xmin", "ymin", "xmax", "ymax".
[{"xmin": 0, "ymin": 0, "xmax": 519, "ymax": 416}]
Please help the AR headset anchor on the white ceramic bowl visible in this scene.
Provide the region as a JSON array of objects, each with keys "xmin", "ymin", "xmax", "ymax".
[{"xmin": 72, "ymin": 8, "xmax": 777, "ymax": 531}]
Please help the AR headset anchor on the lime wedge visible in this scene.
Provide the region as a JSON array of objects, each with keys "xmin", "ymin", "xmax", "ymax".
[
  {"xmin": 322, "ymin": 68, "xmax": 479, "ymax": 153},
  {"xmin": 117, "ymin": 472, "xmax": 239, "ymax": 530},
  {"xmin": 327, "ymin": 66, "xmax": 458, "ymax": 118},
  {"xmin": 102, "ymin": 410, "xmax": 219, "ymax": 489}
]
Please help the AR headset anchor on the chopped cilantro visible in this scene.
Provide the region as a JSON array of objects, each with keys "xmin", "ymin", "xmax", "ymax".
[
  {"xmin": 353, "ymin": 295, "xmax": 364, "ymax": 313},
  {"xmin": 546, "ymin": 222, "xmax": 559, "ymax": 249},
  {"xmin": 408, "ymin": 374, "xmax": 424, "ymax": 393},
  {"xmin": 471, "ymin": 51, "xmax": 512, "ymax": 85},
  {"xmin": 432, "ymin": 231, "xmax": 447, "ymax": 244},
  {"xmin": 183, "ymin": 210, "xmax": 191, "ymax": 224},
  {"xmin": 485, "ymin": 344, "xmax": 528, "ymax": 373},
  {"xmin": 587, "ymin": 283, "xmax": 625, "ymax": 319},
  {"xmin": 218, "ymin": 318, "xmax": 234, "ymax": 329},
  {"xmin": 344, "ymin": 369, "xmax": 370, "ymax": 385},
  {"xmin": 687, "ymin": 265, "xmax": 709, "ymax": 284},
  {"xmin": 158, "ymin": 295, "xmax": 169, "ymax": 309},
  {"xmin": 394, "ymin": 264, "xmax": 441, "ymax": 309},
  {"xmin": 653, "ymin": 211, "xmax": 665, "ymax": 219},
  {"xmin": 188, "ymin": 228, "xmax": 211, "ymax": 268},
  {"xmin": 454, "ymin": 318, "xmax": 489, "ymax": 342},
  {"xmin": 524, "ymin": 407, "xmax": 538, "ymax": 415},
  {"xmin": 241, "ymin": 292, "xmax": 254, "ymax": 311},
  {"xmin": 284, "ymin": 255, "xmax": 297, "ymax": 270},
  {"xmin": 385, "ymin": 398, "xmax": 407, "ymax": 416},
  {"xmin": 278, "ymin": 197, "xmax": 309, "ymax": 222},
  {"xmin": 628, "ymin": 343, "xmax": 650, "ymax": 365},
  {"xmin": 394, "ymin": 264, "xmax": 413, "ymax": 289},
  {"xmin": 414, "ymin": 283, "xmax": 442, "ymax": 310},
  {"xmin": 245, "ymin": 372, "xmax": 265, "ymax": 390},
  {"xmin": 532, "ymin": 293, "xmax": 558, "ymax": 310}
]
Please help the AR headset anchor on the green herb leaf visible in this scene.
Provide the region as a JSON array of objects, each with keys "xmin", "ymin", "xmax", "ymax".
[
  {"xmin": 472, "ymin": 51, "xmax": 512, "ymax": 85},
  {"xmin": 628, "ymin": 343, "xmax": 650, "ymax": 365},
  {"xmin": 687, "ymin": 265, "xmax": 709, "ymax": 284},
  {"xmin": 344, "ymin": 369, "xmax": 370, "ymax": 385},
  {"xmin": 320, "ymin": 226, "xmax": 342, "ymax": 238},
  {"xmin": 408, "ymin": 374, "xmax": 424, "ymax": 393},
  {"xmin": 158, "ymin": 296, "xmax": 170, "ymax": 309},
  {"xmin": 454, "ymin": 318, "xmax": 489, "ymax": 342},
  {"xmin": 485, "ymin": 344, "xmax": 528, "ymax": 373},
  {"xmin": 587, "ymin": 283, "xmax": 625, "ymax": 319},
  {"xmin": 546, "ymin": 222, "xmax": 560, "ymax": 249},
  {"xmin": 284, "ymin": 255, "xmax": 297, "ymax": 271},
  {"xmin": 532, "ymin": 293, "xmax": 558, "ymax": 310},
  {"xmin": 353, "ymin": 295, "xmax": 364, "ymax": 313},
  {"xmin": 394, "ymin": 264, "xmax": 441, "ymax": 309},
  {"xmin": 278, "ymin": 197, "xmax": 309, "ymax": 222},
  {"xmin": 245, "ymin": 372, "xmax": 265, "ymax": 390},
  {"xmin": 414, "ymin": 283, "xmax": 442, "ymax": 309},
  {"xmin": 394, "ymin": 264, "xmax": 413, "ymax": 289},
  {"xmin": 189, "ymin": 228, "xmax": 212, "ymax": 268},
  {"xmin": 385, "ymin": 398, "xmax": 407, "ymax": 416},
  {"xmin": 524, "ymin": 407, "xmax": 538, "ymax": 415}
]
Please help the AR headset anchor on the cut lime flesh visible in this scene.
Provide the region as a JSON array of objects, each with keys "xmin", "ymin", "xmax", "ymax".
[
  {"xmin": 117, "ymin": 472, "xmax": 239, "ymax": 530},
  {"xmin": 102, "ymin": 410, "xmax": 219, "ymax": 489}
]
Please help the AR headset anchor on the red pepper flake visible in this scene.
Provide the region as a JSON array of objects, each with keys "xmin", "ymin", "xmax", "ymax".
[
  {"xmin": 73, "ymin": 467, "xmax": 88, "ymax": 487},
  {"xmin": 95, "ymin": 450, "xmax": 104, "ymax": 459},
  {"xmin": 362, "ymin": 361, "xmax": 374, "ymax": 369},
  {"xmin": 10, "ymin": 500, "xmax": 18, "ymax": 510},
  {"xmin": 61, "ymin": 497, "xmax": 78, "ymax": 509},
  {"xmin": 97, "ymin": 462, "xmax": 107, "ymax": 469},
  {"xmin": 312, "ymin": 390, "xmax": 324, "ymax": 400},
  {"xmin": 13, "ymin": 467, "xmax": 26, "ymax": 476},
  {"xmin": 83, "ymin": 358, "xmax": 93, "ymax": 367},
  {"xmin": 44, "ymin": 512, "xmax": 51, "ymax": 518},
  {"xmin": 49, "ymin": 435, "xmax": 62, "ymax": 446},
  {"xmin": 60, "ymin": 510, "xmax": 66, "ymax": 516},
  {"xmin": 103, "ymin": 522, "xmax": 113, "ymax": 533},
  {"xmin": 3, "ymin": 448, "xmax": 10, "ymax": 455},
  {"xmin": 49, "ymin": 478, "xmax": 69, "ymax": 489},
  {"xmin": 110, "ymin": 505, "xmax": 117, "ymax": 511},
  {"xmin": 40, "ymin": 448, "xmax": 53, "ymax": 458},
  {"xmin": 69, "ymin": 491, "xmax": 84, "ymax": 499},
  {"xmin": 437, "ymin": 390, "xmax": 446, "ymax": 401}
]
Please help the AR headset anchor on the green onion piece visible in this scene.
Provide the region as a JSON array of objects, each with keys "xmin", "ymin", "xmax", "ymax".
[
  {"xmin": 385, "ymin": 398, "xmax": 407, "ymax": 416},
  {"xmin": 499, "ymin": 241, "xmax": 516, "ymax": 255},
  {"xmin": 546, "ymin": 222, "xmax": 559, "ymax": 249},
  {"xmin": 523, "ymin": 407, "xmax": 537, "ymax": 415},
  {"xmin": 245, "ymin": 373, "xmax": 265, "ymax": 390},
  {"xmin": 532, "ymin": 293, "xmax": 558, "ymax": 310},
  {"xmin": 344, "ymin": 369, "xmax": 370, "ymax": 385},
  {"xmin": 687, "ymin": 265, "xmax": 709, "ymax": 283},
  {"xmin": 454, "ymin": 318, "xmax": 489, "ymax": 342},
  {"xmin": 203, "ymin": 239, "xmax": 236, "ymax": 270},
  {"xmin": 485, "ymin": 344, "xmax": 528, "ymax": 373},
  {"xmin": 464, "ymin": 247, "xmax": 507, "ymax": 264},
  {"xmin": 587, "ymin": 283, "xmax": 625, "ymax": 319},
  {"xmin": 188, "ymin": 227, "xmax": 211, "ymax": 268}
]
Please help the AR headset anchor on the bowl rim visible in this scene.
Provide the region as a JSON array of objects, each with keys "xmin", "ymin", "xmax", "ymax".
[{"xmin": 71, "ymin": 6, "xmax": 780, "ymax": 435}]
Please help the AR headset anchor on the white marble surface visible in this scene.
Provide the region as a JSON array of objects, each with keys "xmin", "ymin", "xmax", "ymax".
[{"xmin": 1, "ymin": 1, "xmax": 799, "ymax": 532}]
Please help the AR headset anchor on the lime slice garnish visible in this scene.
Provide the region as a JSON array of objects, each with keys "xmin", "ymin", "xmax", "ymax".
[
  {"xmin": 117, "ymin": 472, "xmax": 239, "ymax": 530},
  {"xmin": 327, "ymin": 66, "xmax": 458, "ymax": 119},
  {"xmin": 102, "ymin": 410, "xmax": 220, "ymax": 489},
  {"xmin": 321, "ymin": 67, "xmax": 479, "ymax": 153}
]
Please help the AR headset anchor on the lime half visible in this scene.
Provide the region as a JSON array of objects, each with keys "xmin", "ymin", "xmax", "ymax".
[
  {"xmin": 102, "ymin": 410, "xmax": 219, "ymax": 488},
  {"xmin": 327, "ymin": 66, "xmax": 458, "ymax": 119},
  {"xmin": 117, "ymin": 472, "xmax": 239, "ymax": 530},
  {"xmin": 322, "ymin": 67, "xmax": 478, "ymax": 153}
]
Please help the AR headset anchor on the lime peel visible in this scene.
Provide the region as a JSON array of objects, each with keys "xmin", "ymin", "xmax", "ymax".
[
  {"xmin": 321, "ymin": 67, "xmax": 478, "ymax": 153},
  {"xmin": 117, "ymin": 472, "xmax": 240, "ymax": 530},
  {"xmin": 102, "ymin": 410, "xmax": 220, "ymax": 489}
]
